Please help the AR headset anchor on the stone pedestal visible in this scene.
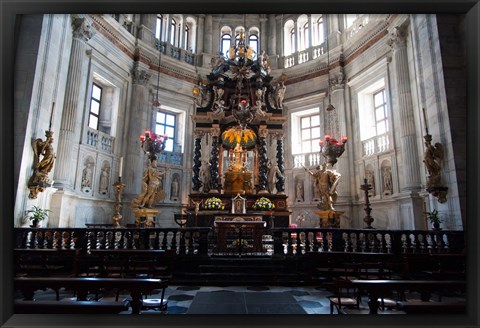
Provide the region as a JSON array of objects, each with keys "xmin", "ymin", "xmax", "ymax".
[
  {"xmin": 315, "ymin": 210, "xmax": 344, "ymax": 228},
  {"xmin": 133, "ymin": 208, "xmax": 159, "ymax": 227}
]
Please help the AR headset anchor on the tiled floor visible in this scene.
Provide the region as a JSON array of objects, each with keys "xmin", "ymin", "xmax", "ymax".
[{"xmin": 15, "ymin": 285, "xmax": 466, "ymax": 315}]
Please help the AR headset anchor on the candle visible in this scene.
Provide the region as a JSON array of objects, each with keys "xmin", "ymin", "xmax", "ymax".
[
  {"xmin": 422, "ymin": 107, "xmax": 429, "ymax": 134},
  {"xmin": 48, "ymin": 102, "xmax": 55, "ymax": 131},
  {"xmin": 119, "ymin": 157, "xmax": 123, "ymax": 177}
]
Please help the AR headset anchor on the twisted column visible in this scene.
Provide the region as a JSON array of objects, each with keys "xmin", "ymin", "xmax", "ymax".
[
  {"xmin": 209, "ymin": 126, "xmax": 220, "ymax": 193},
  {"xmin": 275, "ymin": 132, "xmax": 285, "ymax": 194},
  {"xmin": 54, "ymin": 15, "xmax": 94, "ymax": 190},
  {"xmin": 192, "ymin": 130, "xmax": 204, "ymax": 193},
  {"xmin": 257, "ymin": 126, "xmax": 269, "ymax": 194},
  {"xmin": 388, "ymin": 23, "xmax": 421, "ymax": 191}
]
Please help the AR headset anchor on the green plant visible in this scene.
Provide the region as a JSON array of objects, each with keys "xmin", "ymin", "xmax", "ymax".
[
  {"xmin": 424, "ymin": 209, "xmax": 442, "ymax": 225},
  {"xmin": 26, "ymin": 206, "xmax": 52, "ymax": 222}
]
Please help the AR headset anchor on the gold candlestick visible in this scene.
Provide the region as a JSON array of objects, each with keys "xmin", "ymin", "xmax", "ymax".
[{"xmin": 112, "ymin": 177, "xmax": 125, "ymax": 227}]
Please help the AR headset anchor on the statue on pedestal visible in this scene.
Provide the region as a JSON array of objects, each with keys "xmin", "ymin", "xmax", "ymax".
[
  {"xmin": 131, "ymin": 159, "xmax": 166, "ymax": 208},
  {"xmin": 304, "ymin": 163, "xmax": 341, "ymax": 211}
]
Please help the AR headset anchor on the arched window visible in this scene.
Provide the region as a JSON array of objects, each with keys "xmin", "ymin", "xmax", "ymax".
[
  {"xmin": 298, "ymin": 22, "xmax": 309, "ymax": 51},
  {"xmin": 289, "ymin": 27, "xmax": 295, "ymax": 54},
  {"xmin": 184, "ymin": 24, "xmax": 190, "ymax": 50},
  {"xmin": 170, "ymin": 18, "xmax": 177, "ymax": 45},
  {"xmin": 248, "ymin": 34, "xmax": 258, "ymax": 60},
  {"xmin": 221, "ymin": 33, "xmax": 232, "ymax": 57},
  {"xmin": 155, "ymin": 14, "xmax": 163, "ymax": 40},
  {"xmin": 313, "ymin": 15, "xmax": 324, "ymax": 46}
]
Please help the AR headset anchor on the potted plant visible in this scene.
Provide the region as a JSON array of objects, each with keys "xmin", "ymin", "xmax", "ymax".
[
  {"xmin": 425, "ymin": 209, "xmax": 442, "ymax": 230},
  {"xmin": 26, "ymin": 205, "xmax": 52, "ymax": 227}
]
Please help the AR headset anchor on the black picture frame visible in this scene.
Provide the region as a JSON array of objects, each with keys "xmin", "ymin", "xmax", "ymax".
[{"xmin": 1, "ymin": 1, "xmax": 478, "ymax": 327}]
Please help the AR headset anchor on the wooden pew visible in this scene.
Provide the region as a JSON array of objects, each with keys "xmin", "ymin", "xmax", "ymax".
[
  {"xmin": 14, "ymin": 248, "xmax": 80, "ymax": 277},
  {"xmin": 14, "ymin": 276, "xmax": 167, "ymax": 314},
  {"xmin": 350, "ymin": 279, "xmax": 466, "ymax": 314}
]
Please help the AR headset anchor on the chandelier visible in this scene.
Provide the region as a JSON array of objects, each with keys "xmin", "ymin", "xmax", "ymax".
[
  {"xmin": 320, "ymin": 14, "xmax": 347, "ymax": 167},
  {"xmin": 140, "ymin": 130, "xmax": 168, "ymax": 162},
  {"xmin": 152, "ymin": 42, "xmax": 162, "ymax": 108}
]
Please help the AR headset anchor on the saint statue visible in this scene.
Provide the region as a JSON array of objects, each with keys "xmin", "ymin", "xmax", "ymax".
[
  {"xmin": 99, "ymin": 166, "xmax": 110, "ymax": 194},
  {"xmin": 304, "ymin": 164, "xmax": 341, "ymax": 211},
  {"xmin": 171, "ymin": 175, "xmax": 180, "ymax": 199},
  {"xmin": 131, "ymin": 159, "xmax": 166, "ymax": 208},
  {"xmin": 81, "ymin": 163, "xmax": 93, "ymax": 189},
  {"xmin": 29, "ymin": 130, "xmax": 56, "ymax": 198},
  {"xmin": 423, "ymin": 137, "xmax": 444, "ymax": 188}
]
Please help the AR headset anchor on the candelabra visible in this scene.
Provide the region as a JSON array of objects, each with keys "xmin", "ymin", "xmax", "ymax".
[
  {"xmin": 360, "ymin": 178, "xmax": 375, "ymax": 229},
  {"xmin": 112, "ymin": 177, "xmax": 125, "ymax": 227},
  {"xmin": 140, "ymin": 130, "xmax": 168, "ymax": 162},
  {"xmin": 319, "ymin": 134, "xmax": 347, "ymax": 167}
]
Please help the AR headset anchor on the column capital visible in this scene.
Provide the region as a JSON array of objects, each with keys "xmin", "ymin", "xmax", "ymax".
[
  {"xmin": 71, "ymin": 15, "xmax": 95, "ymax": 42},
  {"xmin": 210, "ymin": 127, "xmax": 220, "ymax": 137},
  {"xmin": 274, "ymin": 131, "xmax": 284, "ymax": 140},
  {"xmin": 194, "ymin": 129, "xmax": 205, "ymax": 139},
  {"xmin": 132, "ymin": 64, "xmax": 151, "ymax": 86},
  {"xmin": 330, "ymin": 71, "xmax": 345, "ymax": 91},
  {"xmin": 387, "ymin": 24, "xmax": 408, "ymax": 51},
  {"xmin": 258, "ymin": 126, "xmax": 269, "ymax": 138}
]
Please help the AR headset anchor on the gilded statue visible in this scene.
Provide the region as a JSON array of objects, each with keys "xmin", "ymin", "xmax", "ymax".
[
  {"xmin": 423, "ymin": 136, "xmax": 444, "ymax": 188},
  {"xmin": 131, "ymin": 159, "xmax": 166, "ymax": 208},
  {"xmin": 304, "ymin": 164, "xmax": 341, "ymax": 211},
  {"xmin": 28, "ymin": 130, "xmax": 56, "ymax": 199}
]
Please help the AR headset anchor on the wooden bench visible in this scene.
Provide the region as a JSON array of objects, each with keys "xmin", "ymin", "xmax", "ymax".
[
  {"xmin": 350, "ymin": 279, "xmax": 466, "ymax": 314},
  {"xmin": 14, "ymin": 248, "xmax": 80, "ymax": 277},
  {"xmin": 14, "ymin": 300, "xmax": 129, "ymax": 314},
  {"xmin": 14, "ymin": 276, "xmax": 167, "ymax": 314}
]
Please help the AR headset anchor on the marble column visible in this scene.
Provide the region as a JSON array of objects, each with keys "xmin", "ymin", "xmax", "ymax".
[
  {"xmin": 260, "ymin": 15, "xmax": 268, "ymax": 52},
  {"xmin": 330, "ymin": 70, "xmax": 350, "ymax": 195},
  {"xmin": 204, "ymin": 15, "xmax": 213, "ymax": 55},
  {"xmin": 124, "ymin": 62, "xmax": 151, "ymax": 195},
  {"xmin": 209, "ymin": 126, "xmax": 220, "ymax": 193},
  {"xmin": 192, "ymin": 129, "xmax": 204, "ymax": 193},
  {"xmin": 388, "ymin": 23, "xmax": 421, "ymax": 191},
  {"xmin": 196, "ymin": 15, "xmax": 205, "ymax": 54},
  {"xmin": 212, "ymin": 18, "xmax": 220, "ymax": 55},
  {"xmin": 268, "ymin": 14, "xmax": 276, "ymax": 55},
  {"xmin": 53, "ymin": 15, "xmax": 94, "ymax": 190},
  {"xmin": 275, "ymin": 132, "xmax": 286, "ymax": 194},
  {"xmin": 257, "ymin": 126, "xmax": 269, "ymax": 194}
]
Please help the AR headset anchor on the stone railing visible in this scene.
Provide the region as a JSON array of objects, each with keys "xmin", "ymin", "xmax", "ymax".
[
  {"xmin": 362, "ymin": 133, "xmax": 390, "ymax": 157},
  {"xmin": 85, "ymin": 128, "xmax": 115, "ymax": 154},
  {"xmin": 293, "ymin": 152, "xmax": 323, "ymax": 168},
  {"xmin": 344, "ymin": 14, "xmax": 372, "ymax": 41},
  {"xmin": 14, "ymin": 227, "xmax": 464, "ymax": 257}
]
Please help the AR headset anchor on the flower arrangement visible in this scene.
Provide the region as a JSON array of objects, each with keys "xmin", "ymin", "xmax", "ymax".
[
  {"xmin": 253, "ymin": 197, "xmax": 275, "ymax": 211},
  {"xmin": 204, "ymin": 197, "xmax": 224, "ymax": 210},
  {"xmin": 232, "ymin": 239, "xmax": 249, "ymax": 247}
]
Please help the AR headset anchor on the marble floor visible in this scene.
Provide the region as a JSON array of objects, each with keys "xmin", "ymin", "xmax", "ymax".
[{"xmin": 15, "ymin": 285, "xmax": 466, "ymax": 315}]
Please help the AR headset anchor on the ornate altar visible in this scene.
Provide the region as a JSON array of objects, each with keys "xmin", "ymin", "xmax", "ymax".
[{"xmin": 190, "ymin": 30, "xmax": 290, "ymax": 224}]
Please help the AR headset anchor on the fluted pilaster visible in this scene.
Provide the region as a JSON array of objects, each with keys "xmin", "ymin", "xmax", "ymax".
[
  {"xmin": 53, "ymin": 15, "xmax": 95, "ymax": 190},
  {"xmin": 197, "ymin": 15, "xmax": 205, "ymax": 54},
  {"xmin": 389, "ymin": 23, "xmax": 421, "ymax": 190},
  {"xmin": 204, "ymin": 15, "xmax": 213, "ymax": 54},
  {"xmin": 124, "ymin": 63, "xmax": 151, "ymax": 195},
  {"xmin": 268, "ymin": 15, "xmax": 276, "ymax": 55}
]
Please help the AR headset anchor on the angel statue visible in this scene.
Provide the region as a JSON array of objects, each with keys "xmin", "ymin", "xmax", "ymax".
[
  {"xmin": 304, "ymin": 163, "xmax": 341, "ymax": 211},
  {"xmin": 423, "ymin": 135, "xmax": 444, "ymax": 189},
  {"xmin": 28, "ymin": 130, "xmax": 56, "ymax": 199},
  {"xmin": 131, "ymin": 159, "xmax": 167, "ymax": 208}
]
